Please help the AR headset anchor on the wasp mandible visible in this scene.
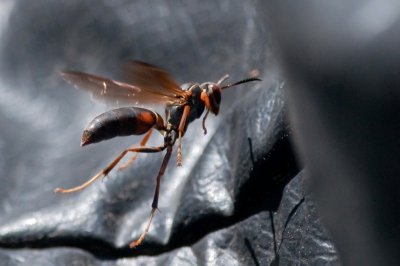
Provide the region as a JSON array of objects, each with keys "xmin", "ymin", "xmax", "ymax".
[{"xmin": 54, "ymin": 61, "xmax": 261, "ymax": 248}]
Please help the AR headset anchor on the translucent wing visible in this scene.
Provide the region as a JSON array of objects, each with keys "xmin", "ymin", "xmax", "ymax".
[
  {"xmin": 123, "ymin": 61, "xmax": 184, "ymax": 97},
  {"xmin": 60, "ymin": 61, "xmax": 187, "ymax": 106}
]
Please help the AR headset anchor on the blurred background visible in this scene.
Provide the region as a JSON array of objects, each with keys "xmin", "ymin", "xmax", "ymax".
[
  {"xmin": 0, "ymin": 0, "xmax": 399, "ymax": 265},
  {"xmin": 262, "ymin": 1, "xmax": 400, "ymax": 265}
]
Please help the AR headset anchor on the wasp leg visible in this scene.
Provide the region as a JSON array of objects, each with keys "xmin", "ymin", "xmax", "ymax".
[
  {"xmin": 130, "ymin": 145, "xmax": 173, "ymax": 248},
  {"xmin": 201, "ymin": 109, "xmax": 210, "ymax": 135},
  {"xmin": 54, "ymin": 145, "xmax": 166, "ymax": 194},
  {"xmin": 118, "ymin": 128, "xmax": 154, "ymax": 171},
  {"xmin": 176, "ymin": 105, "xmax": 190, "ymax": 166}
]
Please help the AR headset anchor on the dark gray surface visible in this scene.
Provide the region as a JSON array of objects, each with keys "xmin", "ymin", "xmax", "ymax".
[
  {"xmin": 0, "ymin": 172, "xmax": 338, "ymax": 266},
  {"xmin": 0, "ymin": 1, "xmax": 339, "ymax": 265}
]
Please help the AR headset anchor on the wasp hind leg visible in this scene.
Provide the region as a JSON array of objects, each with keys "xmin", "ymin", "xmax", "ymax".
[
  {"xmin": 130, "ymin": 145, "xmax": 173, "ymax": 248},
  {"xmin": 118, "ymin": 128, "xmax": 154, "ymax": 171},
  {"xmin": 54, "ymin": 145, "xmax": 166, "ymax": 194}
]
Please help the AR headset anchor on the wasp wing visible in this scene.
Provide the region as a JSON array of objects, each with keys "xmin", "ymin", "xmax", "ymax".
[
  {"xmin": 123, "ymin": 61, "xmax": 184, "ymax": 97},
  {"xmin": 60, "ymin": 62, "xmax": 186, "ymax": 106}
]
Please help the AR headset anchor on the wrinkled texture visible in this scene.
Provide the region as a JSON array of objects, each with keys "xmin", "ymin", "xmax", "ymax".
[{"xmin": 0, "ymin": 1, "xmax": 339, "ymax": 265}]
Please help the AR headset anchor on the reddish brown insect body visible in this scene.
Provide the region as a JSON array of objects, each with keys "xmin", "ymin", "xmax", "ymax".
[
  {"xmin": 81, "ymin": 107, "xmax": 165, "ymax": 146},
  {"xmin": 54, "ymin": 61, "xmax": 260, "ymax": 248}
]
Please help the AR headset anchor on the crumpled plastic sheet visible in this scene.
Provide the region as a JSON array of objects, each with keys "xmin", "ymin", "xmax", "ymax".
[
  {"xmin": 0, "ymin": 171, "xmax": 339, "ymax": 266},
  {"xmin": 0, "ymin": 1, "xmax": 340, "ymax": 265}
]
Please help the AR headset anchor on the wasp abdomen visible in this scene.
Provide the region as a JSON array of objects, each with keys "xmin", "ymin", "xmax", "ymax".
[{"xmin": 81, "ymin": 107, "xmax": 161, "ymax": 146}]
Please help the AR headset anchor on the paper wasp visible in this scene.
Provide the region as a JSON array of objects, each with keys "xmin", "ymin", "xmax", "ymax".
[{"xmin": 54, "ymin": 61, "xmax": 260, "ymax": 248}]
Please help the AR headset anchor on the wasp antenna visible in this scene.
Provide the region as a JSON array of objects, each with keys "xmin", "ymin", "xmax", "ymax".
[
  {"xmin": 221, "ymin": 77, "xmax": 261, "ymax": 90},
  {"xmin": 216, "ymin": 74, "xmax": 229, "ymax": 85}
]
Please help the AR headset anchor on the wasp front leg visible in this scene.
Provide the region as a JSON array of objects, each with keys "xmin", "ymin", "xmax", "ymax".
[{"xmin": 176, "ymin": 105, "xmax": 190, "ymax": 166}]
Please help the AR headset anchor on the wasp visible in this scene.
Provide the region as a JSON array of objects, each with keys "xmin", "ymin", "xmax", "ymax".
[{"xmin": 54, "ymin": 61, "xmax": 260, "ymax": 248}]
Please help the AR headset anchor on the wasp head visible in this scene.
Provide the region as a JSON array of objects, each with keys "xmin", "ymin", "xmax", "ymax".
[
  {"xmin": 200, "ymin": 82, "xmax": 222, "ymax": 115},
  {"xmin": 199, "ymin": 75, "xmax": 261, "ymax": 115}
]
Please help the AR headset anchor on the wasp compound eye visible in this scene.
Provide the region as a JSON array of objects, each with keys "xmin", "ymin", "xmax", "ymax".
[{"xmin": 207, "ymin": 84, "xmax": 221, "ymax": 115}]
